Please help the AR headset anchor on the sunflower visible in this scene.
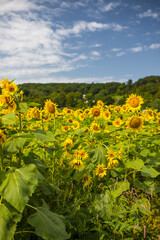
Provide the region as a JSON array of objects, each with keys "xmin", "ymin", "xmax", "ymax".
[
  {"xmin": 0, "ymin": 129, "xmax": 7, "ymax": 145},
  {"xmin": 113, "ymin": 118, "xmax": 123, "ymax": 127},
  {"xmin": 6, "ymin": 82, "xmax": 18, "ymax": 94},
  {"xmin": 62, "ymin": 125, "xmax": 70, "ymax": 132},
  {"xmin": 31, "ymin": 107, "xmax": 41, "ymax": 119},
  {"xmin": 72, "ymin": 121, "xmax": 80, "ymax": 129},
  {"xmin": 84, "ymin": 109, "xmax": 90, "ymax": 115},
  {"xmin": 127, "ymin": 116, "xmax": 143, "ymax": 131},
  {"xmin": 0, "ymin": 95, "xmax": 16, "ymax": 112},
  {"xmin": 67, "ymin": 118, "xmax": 73, "ymax": 123},
  {"xmin": 91, "ymin": 106, "xmax": 102, "ymax": 119},
  {"xmin": 70, "ymin": 159, "xmax": 84, "ymax": 170},
  {"xmin": 74, "ymin": 149, "xmax": 88, "ymax": 160},
  {"xmin": 126, "ymin": 94, "xmax": 143, "ymax": 111},
  {"xmin": 90, "ymin": 122, "xmax": 101, "ymax": 133},
  {"xmin": 95, "ymin": 164, "xmax": 107, "ymax": 178},
  {"xmin": 106, "ymin": 150, "xmax": 116, "ymax": 160},
  {"xmin": 103, "ymin": 110, "xmax": 111, "ymax": 120},
  {"xmin": 145, "ymin": 109, "xmax": 154, "ymax": 119},
  {"xmin": 63, "ymin": 138, "xmax": 73, "ymax": 148},
  {"xmin": 97, "ymin": 100, "xmax": 104, "ymax": 108},
  {"xmin": 44, "ymin": 100, "xmax": 57, "ymax": 114},
  {"xmin": 79, "ymin": 113, "xmax": 85, "ymax": 121},
  {"xmin": 0, "ymin": 77, "xmax": 9, "ymax": 89},
  {"xmin": 82, "ymin": 175, "xmax": 92, "ymax": 187}
]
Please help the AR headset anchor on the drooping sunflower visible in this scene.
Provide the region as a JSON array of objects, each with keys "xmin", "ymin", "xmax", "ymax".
[
  {"xmin": 82, "ymin": 175, "xmax": 92, "ymax": 187},
  {"xmin": 44, "ymin": 99, "xmax": 57, "ymax": 114},
  {"xmin": 95, "ymin": 164, "xmax": 107, "ymax": 178},
  {"xmin": 69, "ymin": 159, "xmax": 84, "ymax": 170},
  {"xmin": 0, "ymin": 129, "xmax": 7, "ymax": 145},
  {"xmin": 127, "ymin": 116, "xmax": 143, "ymax": 131},
  {"xmin": 31, "ymin": 107, "xmax": 41, "ymax": 119},
  {"xmin": 0, "ymin": 95, "xmax": 16, "ymax": 112},
  {"xmin": 90, "ymin": 122, "xmax": 101, "ymax": 133},
  {"xmin": 126, "ymin": 94, "xmax": 143, "ymax": 111}
]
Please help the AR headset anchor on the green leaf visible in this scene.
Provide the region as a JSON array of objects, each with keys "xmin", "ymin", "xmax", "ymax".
[
  {"xmin": 125, "ymin": 158, "xmax": 144, "ymax": 171},
  {"xmin": 141, "ymin": 165, "xmax": 160, "ymax": 178},
  {"xmin": 33, "ymin": 130, "xmax": 55, "ymax": 143},
  {"xmin": 111, "ymin": 181, "xmax": 130, "ymax": 198},
  {"xmin": 0, "ymin": 201, "xmax": 22, "ymax": 240},
  {"xmin": 90, "ymin": 148, "xmax": 105, "ymax": 164},
  {"xmin": 19, "ymin": 102, "xmax": 28, "ymax": 113},
  {"xmin": 28, "ymin": 102, "xmax": 41, "ymax": 107},
  {"xmin": 27, "ymin": 207, "xmax": 69, "ymax": 240},
  {"xmin": 94, "ymin": 191, "xmax": 112, "ymax": 219},
  {"xmin": 0, "ymin": 164, "xmax": 38, "ymax": 212},
  {"xmin": 140, "ymin": 149, "xmax": 150, "ymax": 157},
  {"xmin": 4, "ymin": 137, "xmax": 26, "ymax": 152},
  {"xmin": 1, "ymin": 112, "xmax": 16, "ymax": 124}
]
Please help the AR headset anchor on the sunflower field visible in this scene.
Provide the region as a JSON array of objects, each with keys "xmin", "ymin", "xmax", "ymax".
[{"xmin": 0, "ymin": 77, "xmax": 160, "ymax": 240}]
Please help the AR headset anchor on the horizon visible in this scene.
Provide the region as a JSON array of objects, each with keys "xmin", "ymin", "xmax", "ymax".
[{"xmin": 0, "ymin": 0, "xmax": 160, "ymax": 84}]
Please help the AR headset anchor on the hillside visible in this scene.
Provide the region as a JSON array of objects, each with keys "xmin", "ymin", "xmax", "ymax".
[{"xmin": 18, "ymin": 75, "xmax": 160, "ymax": 109}]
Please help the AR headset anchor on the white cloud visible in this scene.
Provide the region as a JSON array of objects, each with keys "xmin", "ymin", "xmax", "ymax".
[
  {"xmin": 130, "ymin": 46, "xmax": 143, "ymax": 52},
  {"xmin": 149, "ymin": 43, "xmax": 160, "ymax": 49},
  {"xmin": 111, "ymin": 48, "xmax": 122, "ymax": 52},
  {"xmin": 102, "ymin": 2, "xmax": 120, "ymax": 12},
  {"xmin": 138, "ymin": 9, "xmax": 158, "ymax": 19},
  {"xmin": 0, "ymin": 0, "xmax": 36, "ymax": 15},
  {"xmin": 116, "ymin": 51, "xmax": 125, "ymax": 56},
  {"xmin": 91, "ymin": 51, "xmax": 100, "ymax": 56}
]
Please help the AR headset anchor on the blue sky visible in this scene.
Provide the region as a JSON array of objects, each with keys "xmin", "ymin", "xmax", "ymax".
[{"xmin": 0, "ymin": 0, "xmax": 160, "ymax": 84}]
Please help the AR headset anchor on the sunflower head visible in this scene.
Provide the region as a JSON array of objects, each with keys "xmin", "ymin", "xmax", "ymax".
[
  {"xmin": 44, "ymin": 100, "xmax": 57, "ymax": 114},
  {"xmin": 97, "ymin": 100, "xmax": 104, "ymax": 108},
  {"xmin": 0, "ymin": 77, "xmax": 9, "ymax": 90},
  {"xmin": 90, "ymin": 122, "xmax": 101, "ymax": 133},
  {"xmin": 6, "ymin": 82, "xmax": 18, "ymax": 94},
  {"xmin": 91, "ymin": 106, "xmax": 101, "ymax": 118},
  {"xmin": 95, "ymin": 164, "xmax": 107, "ymax": 178},
  {"xmin": 62, "ymin": 125, "xmax": 70, "ymax": 132},
  {"xmin": 113, "ymin": 118, "xmax": 123, "ymax": 127},
  {"xmin": 72, "ymin": 121, "xmax": 80, "ymax": 130},
  {"xmin": 126, "ymin": 94, "xmax": 143, "ymax": 111},
  {"xmin": 128, "ymin": 116, "xmax": 143, "ymax": 131},
  {"xmin": 103, "ymin": 110, "xmax": 111, "ymax": 120},
  {"xmin": 63, "ymin": 138, "xmax": 73, "ymax": 148},
  {"xmin": 70, "ymin": 159, "xmax": 84, "ymax": 170}
]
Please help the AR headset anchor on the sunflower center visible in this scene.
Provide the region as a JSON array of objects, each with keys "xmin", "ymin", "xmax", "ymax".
[
  {"xmin": 129, "ymin": 98, "xmax": 140, "ymax": 108},
  {"xmin": 130, "ymin": 117, "xmax": 141, "ymax": 128},
  {"xmin": 98, "ymin": 167, "xmax": 104, "ymax": 173}
]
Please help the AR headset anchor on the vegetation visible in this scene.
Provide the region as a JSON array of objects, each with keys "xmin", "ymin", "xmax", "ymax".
[
  {"xmin": 0, "ymin": 77, "xmax": 160, "ymax": 240},
  {"xmin": 17, "ymin": 75, "xmax": 160, "ymax": 110}
]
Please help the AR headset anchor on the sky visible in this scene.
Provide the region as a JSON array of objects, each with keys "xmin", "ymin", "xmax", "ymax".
[{"xmin": 0, "ymin": 0, "xmax": 160, "ymax": 85}]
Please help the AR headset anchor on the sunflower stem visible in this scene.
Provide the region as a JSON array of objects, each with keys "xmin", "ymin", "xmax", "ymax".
[{"xmin": 0, "ymin": 145, "xmax": 4, "ymax": 171}]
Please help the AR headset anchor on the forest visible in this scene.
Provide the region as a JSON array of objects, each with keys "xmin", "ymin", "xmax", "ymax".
[{"xmin": 18, "ymin": 75, "xmax": 160, "ymax": 110}]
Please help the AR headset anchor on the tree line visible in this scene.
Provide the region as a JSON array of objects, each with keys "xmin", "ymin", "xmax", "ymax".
[{"xmin": 17, "ymin": 75, "xmax": 160, "ymax": 110}]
